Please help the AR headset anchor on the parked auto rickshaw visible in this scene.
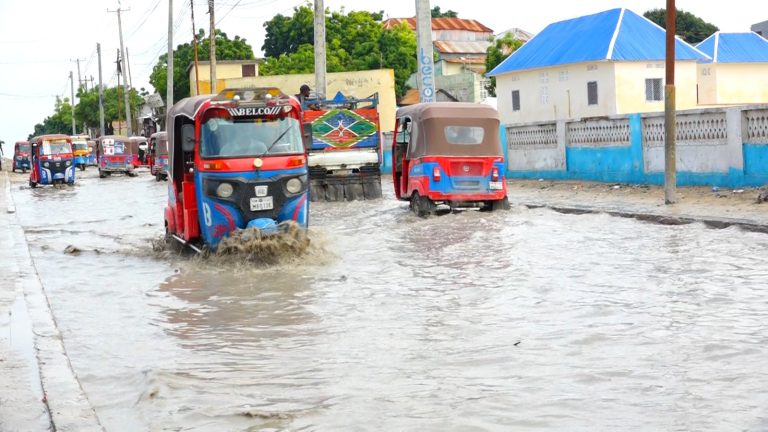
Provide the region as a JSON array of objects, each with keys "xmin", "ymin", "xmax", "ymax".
[
  {"xmin": 28, "ymin": 134, "xmax": 76, "ymax": 187},
  {"xmin": 95, "ymin": 135, "xmax": 136, "ymax": 178},
  {"xmin": 128, "ymin": 136, "xmax": 148, "ymax": 167},
  {"xmin": 164, "ymin": 87, "xmax": 311, "ymax": 252},
  {"xmin": 148, "ymin": 131, "xmax": 168, "ymax": 181},
  {"xmin": 392, "ymin": 102, "xmax": 510, "ymax": 216},
  {"xmin": 12, "ymin": 140, "xmax": 32, "ymax": 173},
  {"xmin": 86, "ymin": 140, "xmax": 97, "ymax": 166},
  {"xmin": 71, "ymin": 135, "xmax": 90, "ymax": 171}
]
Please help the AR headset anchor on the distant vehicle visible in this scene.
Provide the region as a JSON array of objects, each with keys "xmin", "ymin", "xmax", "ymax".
[
  {"xmin": 148, "ymin": 131, "xmax": 168, "ymax": 181},
  {"xmin": 86, "ymin": 140, "xmax": 97, "ymax": 166},
  {"xmin": 95, "ymin": 135, "xmax": 137, "ymax": 178},
  {"xmin": 392, "ymin": 102, "xmax": 510, "ymax": 216},
  {"xmin": 12, "ymin": 140, "xmax": 31, "ymax": 173},
  {"xmin": 128, "ymin": 136, "xmax": 148, "ymax": 167},
  {"xmin": 70, "ymin": 135, "xmax": 90, "ymax": 171},
  {"xmin": 164, "ymin": 87, "xmax": 311, "ymax": 252},
  {"xmin": 28, "ymin": 134, "xmax": 76, "ymax": 188}
]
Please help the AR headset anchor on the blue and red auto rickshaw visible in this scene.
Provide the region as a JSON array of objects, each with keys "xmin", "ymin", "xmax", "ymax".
[
  {"xmin": 148, "ymin": 131, "xmax": 169, "ymax": 181},
  {"xmin": 28, "ymin": 134, "xmax": 76, "ymax": 187},
  {"xmin": 12, "ymin": 140, "xmax": 31, "ymax": 173},
  {"xmin": 164, "ymin": 87, "xmax": 311, "ymax": 252},
  {"xmin": 70, "ymin": 135, "xmax": 90, "ymax": 171},
  {"xmin": 96, "ymin": 135, "xmax": 137, "ymax": 178},
  {"xmin": 392, "ymin": 102, "xmax": 510, "ymax": 216}
]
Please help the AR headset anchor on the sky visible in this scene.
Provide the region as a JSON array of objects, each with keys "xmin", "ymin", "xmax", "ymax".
[{"xmin": 0, "ymin": 0, "xmax": 764, "ymax": 147}]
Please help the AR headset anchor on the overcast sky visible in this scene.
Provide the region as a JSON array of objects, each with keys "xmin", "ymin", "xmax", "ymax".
[{"xmin": 0, "ymin": 0, "xmax": 763, "ymax": 145}]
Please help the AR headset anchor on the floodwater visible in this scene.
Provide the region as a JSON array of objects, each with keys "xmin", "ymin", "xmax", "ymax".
[{"xmin": 9, "ymin": 168, "xmax": 768, "ymax": 431}]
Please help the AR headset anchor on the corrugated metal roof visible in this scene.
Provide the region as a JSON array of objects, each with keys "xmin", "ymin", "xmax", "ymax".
[
  {"xmin": 696, "ymin": 32, "xmax": 768, "ymax": 63},
  {"xmin": 382, "ymin": 17, "xmax": 493, "ymax": 33},
  {"xmin": 488, "ymin": 8, "xmax": 710, "ymax": 77},
  {"xmin": 443, "ymin": 57, "xmax": 486, "ymax": 64},
  {"xmin": 496, "ymin": 27, "xmax": 535, "ymax": 42},
  {"xmin": 434, "ymin": 40, "xmax": 491, "ymax": 55}
]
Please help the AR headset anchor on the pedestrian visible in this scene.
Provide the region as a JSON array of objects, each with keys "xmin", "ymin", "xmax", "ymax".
[{"xmin": 297, "ymin": 84, "xmax": 319, "ymax": 110}]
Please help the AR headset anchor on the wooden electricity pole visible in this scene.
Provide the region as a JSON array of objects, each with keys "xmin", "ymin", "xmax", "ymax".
[
  {"xmin": 314, "ymin": 0, "xmax": 326, "ymax": 100},
  {"xmin": 109, "ymin": 4, "xmax": 133, "ymax": 136},
  {"xmin": 208, "ymin": 0, "xmax": 217, "ymax": 93},
  {"xmin": 167, "ymin": 0, "xmax": 174, "ymax": 112},
  {"xmin": 664, "ymin": 0, "xmax": 677, "ymax": 204}
]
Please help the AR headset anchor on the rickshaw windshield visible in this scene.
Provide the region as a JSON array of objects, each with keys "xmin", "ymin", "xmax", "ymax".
[
  {"xmin": 73, "ymin": 142, "xmax": 88, "ymax": 151},
  {"xmin": 41, "ymin": 141, "xmax": 70, "ymax": 155},
  {"xmin": 201, "ymin": 115, "xmax": 303, "ymax": 158},
  {"xmin": 18, "ymin": 143, "xmax": 31, "ymax": 153},
  {"xmin": 157, "ymin": 139, "xmax": 169, "ymax": 155},
  {"xmin": 102, "ymin": 140, "xmax": 128, "ymax": 155}
]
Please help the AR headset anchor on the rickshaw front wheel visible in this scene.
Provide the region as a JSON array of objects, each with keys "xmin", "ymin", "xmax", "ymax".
[
  {"xmin": 29, "ymin": 181, "xmax": 37, "ymax": 188},
  {"xmin": 98, "ymin": 169, "xmax": 106, "ymax": 179}
]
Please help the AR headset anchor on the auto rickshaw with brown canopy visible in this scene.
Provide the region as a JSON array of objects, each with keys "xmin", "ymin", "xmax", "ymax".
[{"xmin": 392, "ymin": 102, "xmax": 510, "ymax": 216}]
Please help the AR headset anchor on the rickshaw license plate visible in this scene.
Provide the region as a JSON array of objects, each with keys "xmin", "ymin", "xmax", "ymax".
[
  {"xmin": 489, "ymin": 181, "xmax": 503, "ymax": 190},
  {"xmin": 250, "ymin": 196, "xmax": 274, "ymax": 211}
]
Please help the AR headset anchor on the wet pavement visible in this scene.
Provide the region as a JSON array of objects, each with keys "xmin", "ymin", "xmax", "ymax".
[{"xmin": 3, "ymin": 167, "xmax": 768, "ymax": 431}]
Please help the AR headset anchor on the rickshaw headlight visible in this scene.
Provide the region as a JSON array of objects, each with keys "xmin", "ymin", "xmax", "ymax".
[
  {"xmin": 43, "ymin": 162, "xmax": 50, "ymax": 168},
  {"xmin": 286, "ymin": 177, "xmax": 302, "ymax": 194},
  {"xmin": 65, "ymin": 160, "xmax": 72, "ymax": 166},
  {"xmin": 16, "ymin": 156, "xmax": 21, "ymax": 160},
  {"xmin": 216, "ymin": 182, "xmax": 234, "ymax": 198}
]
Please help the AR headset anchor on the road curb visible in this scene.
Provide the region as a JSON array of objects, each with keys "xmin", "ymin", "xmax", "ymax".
[
  {"xmin": 4, "ymin": 177, "xmax": 104, "ymax": 431},
  {"xmin": 4, "ymin": 171, "xmax": 15, "ymax": 214},
  {"xmin": 522, "ymin": 202, "xmax": 768, "ymax": 234}
]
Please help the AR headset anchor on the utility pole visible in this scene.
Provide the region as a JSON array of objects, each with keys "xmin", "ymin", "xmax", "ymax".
[
  {"xmin": 109, "ymin": 4, "xmax": 133, "ymax": 136},
  {"xmin": 71, "ymin": 58, "xmax": 85, "ymax": 92},
  {"xmin": 415, "ymin": 0, "xmax": 435, "ymax": 102},
  {"xmin": 191, "ymin": 0, "xmax": 200, "ymax": 95},
  {"xmin": 664, "ymin": 0, "xmax": 677, "ymax": 204},
  {"xmin": 209, "ymin": 0, "xmax": 216, "ymax": 93},
  {"xmin": 70, "ymin": 71, "xmax": 76, "ymax": 134},
  {"xmin": 313, "ymin": 0, "xmax": 326, "ymax": 100},
  {"xmin": 166, "ymin": 0, "xmax": 174, "ymax": 121},
  {"xmin": 116, "ymin": 49, "xmax": 123, "ymax": 135},
  {"xmin": 97, "ymin": 43, "xmax": 106, "ymax": 137},
  {"xmin": 126, "ymin": 47, "xmax": 133, "ymax": 89}
]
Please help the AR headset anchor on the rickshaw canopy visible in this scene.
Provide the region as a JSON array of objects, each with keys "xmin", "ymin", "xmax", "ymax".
[{"xmin": 395, "ymin": 102, "xmax": 502, "ymax": 158}]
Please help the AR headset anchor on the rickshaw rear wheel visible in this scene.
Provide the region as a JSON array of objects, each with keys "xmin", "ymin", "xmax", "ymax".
[
  {"xmin": 488, "ymin": 196, "xmax": 511, "ymax": 211},
  {"xmin": 410, "ymin": 192, "xmax": 435, "ymax": 218},
  {"xmin": 155, "ymin": 172, "xmax": 162, "ymax": 182},
  {"xmin": 79, "ymin": 164, "xmax": 85, "ymax": 171},
  {"xmin": 98, "ymin": 169, "xmax": 106, "ymax": 178},
  {"xmin": 29, "ymin": 181, "xmax": 37, "ymax": 188}
]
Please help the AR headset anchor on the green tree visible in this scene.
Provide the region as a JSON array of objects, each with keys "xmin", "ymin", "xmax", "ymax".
[
  {"xmin": 484, "ymin": 33, "xmax": 524, "ymax": 97},
  {"xmin": 260, "ymin": 6, "xmax": 416, "ymax": 98},
  {"xmin": 431, "ymin": 6, "xmax": 458, "ymax": 18},
  {"xmin": 149, "ymin": 29, "xmax": 255, "ymax": 104},
  {"xmin": 644, "ymin": 8, "xmax": 719, "ymax": 44},
  {"xmin": 30, "ymin": 97, "xmax": 74, "ymax": 138},
  {"xmin": 74, "ymin": 86, "xmax": 143, "ymax": 133}
]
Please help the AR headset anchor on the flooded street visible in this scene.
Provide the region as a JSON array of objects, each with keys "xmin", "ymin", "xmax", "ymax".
[{"xmin": 9, "ymin": 168, "xmax": 768, "ymax": 431}]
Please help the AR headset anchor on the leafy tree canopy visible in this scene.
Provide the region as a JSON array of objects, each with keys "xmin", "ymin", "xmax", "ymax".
[
  {"xmin": 149, "ymin": 29, "xmax": 255, "ymax": 104},
  {"xmin": 484, "ymin": 33, "xmax": 524, "ymax": 97},
  {"xmin": 74, "ymin": 85, "xmax": 143, "ymax": 134},
  {"xmin": 31, "ymin": 97, "xmax": 73, "ymax": 139},
  {"xmin": 644, "ymin": 8, "xmax": 719, "ymax": 44},
  {"xmin": 260, "ymin": 5, "xmax": 416, "ymax": 98},
  {"xmin": 431, "ymin": 6, "xmax": 458, "ymax": 18}
]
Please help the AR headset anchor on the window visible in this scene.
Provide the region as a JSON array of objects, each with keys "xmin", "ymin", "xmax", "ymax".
[
  {"xmin": 511, "ymin": 90, "xmax": 520, "ymax": 111},
  {"xmin": 241, "ymin": 64, "xmax": 256, "ymax": 77},
  {"xmin": 539, "ymin": 86, "xmax": 549, "ymax": 105},
  {"xmin": 587, "ymin": 81, "xmax": 598, "ymax": 105},
  {"xmin": 444, "ymin": 126, "xmax": 485, "ymax": 145},
  {"xmin": 559, "ymin": 70, "xmax": 569, "ymax": 82},
  {"xmin": 539, "ymin": 72, "xmax": 549, "ymax": 83},
  {"xmin": 645, "ymin": 78, "xmax": 663, "ymax": 101}
]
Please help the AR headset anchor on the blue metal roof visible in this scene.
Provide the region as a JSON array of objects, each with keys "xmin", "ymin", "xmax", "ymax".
[
  {"xmin": 696, "ymin": 32, "xmax": 768, "ymax": 63},
  {"xmin": 488, "ymin": 8, "xmax": 709, "ymax": 77}
]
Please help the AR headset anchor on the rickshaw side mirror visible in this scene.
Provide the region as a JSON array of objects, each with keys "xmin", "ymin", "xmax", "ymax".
[
  {"xmin": 301, "ymin": 122, "xmax": 313, "ymax": 150},
  {"xmin": 181, "ymin": 124, "xmax": 195, "ymax": 152}
]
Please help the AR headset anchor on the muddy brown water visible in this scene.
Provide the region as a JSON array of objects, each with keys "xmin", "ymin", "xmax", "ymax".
[{"xmin": 8, "ymin": 168, "xmax": 768, "ymax": 431}]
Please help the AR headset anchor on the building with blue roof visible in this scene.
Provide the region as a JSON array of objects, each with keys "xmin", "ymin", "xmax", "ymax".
[
  {"xmin": 487, "ymin": 8, "xmax": 709, "ymax": 124},
  {"xmin": 696, "ymin": 32, "xmax": 768, "ymax": 105}
]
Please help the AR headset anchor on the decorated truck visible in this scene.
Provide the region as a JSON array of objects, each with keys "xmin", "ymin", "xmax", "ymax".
[{"xmin": 300, "ymin": 92, "xmax": 382, "ymax": 201}]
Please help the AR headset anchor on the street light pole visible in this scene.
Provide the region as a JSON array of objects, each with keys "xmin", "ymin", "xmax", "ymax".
[{"xmin": 70, "ymin": 71, "xmax": 76, "ymax": 135}]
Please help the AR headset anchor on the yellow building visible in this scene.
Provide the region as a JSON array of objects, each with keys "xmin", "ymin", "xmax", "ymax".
[
  {"xmin": 696, "ymin": 32, "xmax": 768, "ymax": 105},
  {"xmin": 188, "ymin": 62, "xmax": 397, "ymax": 133},
  {"xmin": 488, "ymin": 8, "xmax": 708, "ymax": 124}
]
